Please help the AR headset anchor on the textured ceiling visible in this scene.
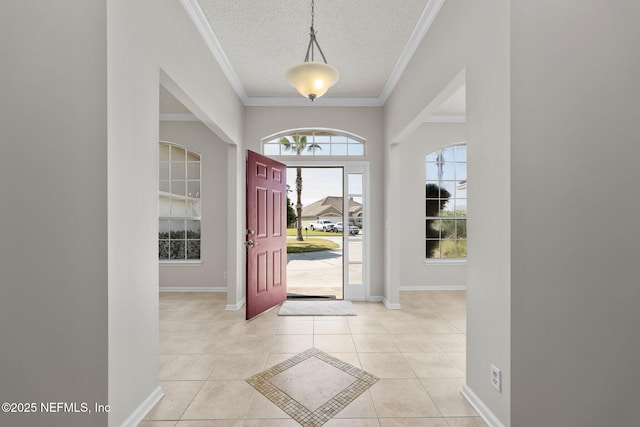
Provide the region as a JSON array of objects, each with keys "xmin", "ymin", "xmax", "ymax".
[{"xmin": 196, "ymin": 0, "xmax": 430, "ymax": 101}]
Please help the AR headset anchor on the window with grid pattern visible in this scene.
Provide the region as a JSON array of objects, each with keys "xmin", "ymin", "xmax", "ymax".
[
  {"xmin": 159, "ymin": 142, "xmax": 201, "ymax": 261},
  {"xmin": 262, "ymin": 129, "xmax": 365, "ymax": 157},
  {"xmin": 425, "ymin": 143, "xmax": 467, "ymax": 259}
]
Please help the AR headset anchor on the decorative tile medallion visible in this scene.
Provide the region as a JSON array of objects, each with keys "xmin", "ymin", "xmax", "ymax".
[{"xmin": 246, "ymin": 348, "xmax": 379, "ymax": 427}]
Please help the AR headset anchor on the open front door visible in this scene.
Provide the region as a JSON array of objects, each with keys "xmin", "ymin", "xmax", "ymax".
[{"xmin": 246, "ymin": 150, "xmax": 287, "ymax": 320}]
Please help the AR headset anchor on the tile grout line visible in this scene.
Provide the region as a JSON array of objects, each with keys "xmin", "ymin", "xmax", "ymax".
[
  {"xmin": 176, "ymin": 380, "xmax": 207, "ymax": 422},
  {"xmin": 150, "ymin": 292, "xmax": 485, "ymax": 426},
  {"xmin": 245, "ymin": 348, "xmax": 379, "ymax": 427}
]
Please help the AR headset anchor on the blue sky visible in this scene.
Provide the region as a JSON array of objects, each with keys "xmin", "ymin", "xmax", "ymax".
[{"xmin": 286, "ymin": 167, "xmax": 343, "ymax": 207}]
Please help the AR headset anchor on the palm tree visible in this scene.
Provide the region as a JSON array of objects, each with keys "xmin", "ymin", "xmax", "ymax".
[{"xmin": 279, "ymin": 135, "xmax": 321, "ymax": 241}]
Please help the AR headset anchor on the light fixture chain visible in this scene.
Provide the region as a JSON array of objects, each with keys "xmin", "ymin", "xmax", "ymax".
[
  {"xmin": 302, "ymin": 0, "xmax": 328, "ymax": 64},
  {"xmin": 285, "ymin": 0, "xmax": 338, "ymax": 101},
  {"xmin": 310, "ymin": 0, "xmax": 315, "ymax": 61}
]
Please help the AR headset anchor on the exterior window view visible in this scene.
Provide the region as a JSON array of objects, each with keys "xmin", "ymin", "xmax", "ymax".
[
  {"xmin": 285, "ymin": 167, "xmax": 347, "ymax": 299},
  {"xmin": 263, "ymin": 129, "xmax": 365, "ymax": 157},
  {"xmin": 158, "ymin": 142, "xmax": 201, "ymax": 261},
  {"xmin": 261, "ymin": 129, "xmax": 368, "ymax": 301},
  {"xmin": 281, "ymin": 166, "xmax": 366, "ymax": 301},
  {"xmin": 426, "ymin": 143, "xmax": 467, "ymax": 259}
]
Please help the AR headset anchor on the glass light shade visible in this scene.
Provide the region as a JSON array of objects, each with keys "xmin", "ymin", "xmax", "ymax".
[{"xmin": 285, "ymin": 61, "xmax": 339, "ymax": 100}]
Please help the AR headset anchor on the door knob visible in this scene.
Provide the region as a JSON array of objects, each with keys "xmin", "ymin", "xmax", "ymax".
[{"xmin": 245, "ymin": 240, "xmax": 256, "ymax": 248}]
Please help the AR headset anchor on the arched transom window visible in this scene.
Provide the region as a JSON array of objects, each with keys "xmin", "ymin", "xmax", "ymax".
[{"xmin": 262, "ymin": 129, "xmax": 366, "ymax": 157}]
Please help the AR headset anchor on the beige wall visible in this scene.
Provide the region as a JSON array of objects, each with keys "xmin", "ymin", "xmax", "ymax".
[
  {"xmin": 384, "ymin": 0, "xmax": 512, "ymax": 423},
  {"xmin": 0, "ymin": 1, "xmax": 108, "ymax": 426},
  {"xmin": 384, "ymin": 0, "xmax": 466, "ymax": 144},
  {"xmin": 465, "ymin": 0, "xmax": 511, "ymax": 424},
  {"xmin": 159, "ymin": 121, "xmax": 228, "ymax": 290},
  {"xmin": 107, "ymin": 0, "xmax": 244, "ymax": 423},
  {"xmin": 383, "ymin": 0, "xmax": 467, "ymax": 308},
  {"xmin": 399, "ymin": 124, "xmax": 467, "ymax": 289},
  {"xmin": 510, "ymin": 1, "xmax": 640, "ymax": 425},
  {"xmin": 7, "ymin": 1, "xmax": 639, "ymax": 426},
  {"xmin": 0, "ymin": 0, "xmax": 245, "ymax": 426}
]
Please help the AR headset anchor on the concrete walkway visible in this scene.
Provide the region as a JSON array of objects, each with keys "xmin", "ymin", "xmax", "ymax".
[
  {"xmin": 286, "ymin": 235, "xmax": 363, "ymax": 300},
  {"xmin": 287, "ymin": 249, "xmax": 343, "ymax": 298}
]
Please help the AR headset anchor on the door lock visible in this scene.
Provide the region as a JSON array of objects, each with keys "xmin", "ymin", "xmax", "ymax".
[{"xmin": 246, "ymin": 229, "xmax": 255, "ymax": 235}]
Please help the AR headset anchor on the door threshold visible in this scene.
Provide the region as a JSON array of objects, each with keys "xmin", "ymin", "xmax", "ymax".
[{"xmin": 286, "ymin": 293, "xmax": 338, "ymax": 300}]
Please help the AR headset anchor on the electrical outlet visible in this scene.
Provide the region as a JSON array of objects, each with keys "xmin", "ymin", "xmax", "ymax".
[
  {"xmin": 491, "ymin": 364, "xmax": 501, "ymax": 392},
  {"xmin": 223, "ymin": 271, "xmax": 228, "ymax": 279}
]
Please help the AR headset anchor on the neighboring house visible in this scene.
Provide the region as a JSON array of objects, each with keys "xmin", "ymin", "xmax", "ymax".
[{"xmin": 300, "ymin": 196, "xmax": 363, "ymax": 228}]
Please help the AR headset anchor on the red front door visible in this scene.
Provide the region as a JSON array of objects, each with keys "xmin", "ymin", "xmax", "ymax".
[{"xmin": 246, "ymin": 150, "xmax": 287, "ymax": 320}]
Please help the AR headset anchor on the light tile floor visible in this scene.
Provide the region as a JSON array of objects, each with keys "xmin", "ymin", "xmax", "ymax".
[
  {"xmin": 247, "ymin": 348, "xmax": 379, "ymax": 426},
  {"xmin": 141, "ymin": 291, "xmax": 486, "ymax": 427}
]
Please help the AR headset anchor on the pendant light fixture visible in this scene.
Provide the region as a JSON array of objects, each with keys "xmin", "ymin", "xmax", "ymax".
[{"xmin": 285, "ymin": 0, "xmax": 339, "ymax": 101}]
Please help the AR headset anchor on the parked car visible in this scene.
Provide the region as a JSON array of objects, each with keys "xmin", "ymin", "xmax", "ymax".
[
  {"xmin": 309, "ymin": 220, "xmax": 335, "ymax": 231},
  {"xmin": 333, "ymin": 222, "xmax": 360, "ymax": 235}
]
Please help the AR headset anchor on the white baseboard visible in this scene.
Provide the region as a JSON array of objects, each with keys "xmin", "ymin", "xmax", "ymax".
[
  {"xmin": 120, "ymin": 385, "xmax": 163, "ymax": 427},
  {"xmin": 160, "ymin": 286, "xmax": 227, "ymax": 292},
  {"xmin": 226, "ymin": 297, "xmax": 246, "ymax": 311},
  {"xmin": 382, "ymin": 298, "xmax": 402, "ymax": 310},
  {"xmin": 461, "ymin": 384, "xmax": 505, "ymax": 427},
  {"xmin": 399, "ymin": 285, "xmax": 467, "ymax": 291}
]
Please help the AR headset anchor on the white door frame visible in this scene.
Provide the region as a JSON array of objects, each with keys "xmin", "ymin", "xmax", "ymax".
[{"xmin": 284, "ymin": 160, "xmax": 371, "ymax": 301}]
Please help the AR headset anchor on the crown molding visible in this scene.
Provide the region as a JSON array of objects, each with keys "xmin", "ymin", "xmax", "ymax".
[
  {"xmin": 179, "ymin": 0, "xmax": 249, "ymax": 103},
  {"xmin": 180, "ymin": 0, "xmax": 444, "ymax": 108},
  {"xmin": 244, "ymin": 96, "xmax": 384, "ymax": 108},
  {"xmin": 378, "ymin": 0, "xmax": 446, "ymax": 104}
]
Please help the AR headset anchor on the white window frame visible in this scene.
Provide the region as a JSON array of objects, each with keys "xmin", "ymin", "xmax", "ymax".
[
  {"xmin": 159, "ymin": 141, "xmax": 202, "ymax": 264},
  {"xmin": 342, "ymin": 163, "xmax": 369, "ymax": 301},
  {"xmin": 261, "ymin": 128, "xmax": 371, "ymax": 301},
  {"xmin": 262, "ymin": 128, "xmax": 366, "ymax": 158},
  {"xmin": 425, "ymin": 143, "xmax": 467, "ymax": 262},
  {"xmin": 282, "ymin": 160, "xmax": 371, "ymax": 301}
]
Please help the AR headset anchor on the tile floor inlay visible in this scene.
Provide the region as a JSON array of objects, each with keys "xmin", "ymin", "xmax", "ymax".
[{"xmin": 246, "ymin": 347, "xmax": 379, "ymax": 427}]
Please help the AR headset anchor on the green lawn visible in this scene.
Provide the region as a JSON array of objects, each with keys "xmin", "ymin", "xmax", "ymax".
[
  {"xmin": 286, "ymin": 238, "xmax": 340, "ymax": 253},
  {"xmin": 286, "ymin": 228, "xmax": 340, "ymax": 237}
]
